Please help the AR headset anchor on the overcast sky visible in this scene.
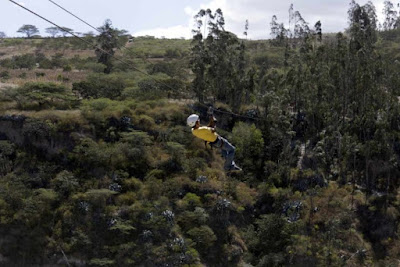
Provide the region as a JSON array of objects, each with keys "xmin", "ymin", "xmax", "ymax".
[{"xmin": 0, "ymin": 0, "xmax": 389, "ymax": 39}]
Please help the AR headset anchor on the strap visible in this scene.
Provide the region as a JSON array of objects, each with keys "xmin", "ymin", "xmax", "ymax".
[
  {"xmin": 205, "ymin": 141, "xmax": 213, "ymax": 150},
  {"xmin": 218, "ymin": 137, "xmax": 224, "ymax": 148},
  {"xmin": 210, "ymin": 136, "xmax": 223, "ymax": 149}
]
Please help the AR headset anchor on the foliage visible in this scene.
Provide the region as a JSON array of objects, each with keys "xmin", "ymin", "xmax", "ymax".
[
  {"xmin": 382, "ymin": 1, "xmax": 399, "ymax": 30},
  {"xmin": 147, "ymin": 61, "xmax": 181, "ymax": 77},
  {"xmin": 83, "ymin": 62, "xmax": 107, "ymax": 73},
  {"xmin": 232, "ymin": 122, "xmax": 264, "ymax": 178},
  {"xmin": 73, "ymin": 74, "xmax": 126, "ymax": 99},
  {"xmin": 95, "ymin": 20, "xmax": 119, "ymax": 74},
  {"xmin": 187, "ymin": 225, "xmax": 217, "ymax": 251},
  {"xmin": 0, "ymin": 70, "xmax": 10, "ymax": 80},
  {"xmin": 45, "ymin": 27, "xmax": 60, "ymax": 38},
  {"xmin": 1, "ymin": 2, "xmax": 400, "ymax": 266},
  {"xmin": 244, "ymin": 214, "xmax": 294, "ymax": 266},
  {"xmin": 17, "ymin": 24, "xmax": 39, "ymax": 38},
  {"xmin": 60, "ymin": 27, "xmax": 74, "ymax": 37},
  {"xmin": 190, "ymin": 9, "xmax": 255, "ymax": 111},
  {"xmin": 1, "ymin": 53, "xmax": 36, "ymax": 69},
  {"xmin": 2, "ymin": 82, "xmax": 78, "ymax": 110}
]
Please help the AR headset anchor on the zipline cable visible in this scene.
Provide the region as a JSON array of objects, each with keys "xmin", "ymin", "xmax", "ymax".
[
  {"xmin": 9, "ymin": 0, "xmax": 262, "ymax": 121},
  {"xmin": 195, "ymin": 102, "xmax": 261, "ymax": 120},
  {"xmin": 44, "ymin": 1, "xmax": 262, "ymax": 121},
  {"xmin": 47, "ymin": 0, "xmax": 152, "ymax": 65},
  {"xmin": 8, "ymin": 0, "xmax": 169, "ymax": 87},
  {"xmin": 48, "ymin": 0, "xmax": 99, "ymax": 34}
]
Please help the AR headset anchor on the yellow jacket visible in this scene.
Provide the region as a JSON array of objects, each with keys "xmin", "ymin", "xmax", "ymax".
[{"xmin": 192, "ymin": 126, "xmax": 218, "ymax": 142}]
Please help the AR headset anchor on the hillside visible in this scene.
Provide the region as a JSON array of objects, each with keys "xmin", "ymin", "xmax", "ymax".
[{"xmin": 1, "ymin": 6, "xmax": 400, "ymax": 266}]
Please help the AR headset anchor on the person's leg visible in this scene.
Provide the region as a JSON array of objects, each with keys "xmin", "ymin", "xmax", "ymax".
[{"xmin": 220, "ymin": 137, "xmax": 236, "ymax": 170}]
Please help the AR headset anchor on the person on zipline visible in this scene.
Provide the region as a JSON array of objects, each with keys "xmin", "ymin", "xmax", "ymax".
[{"xmin": 187, "ymin": 113, "xmax": 242, "ymax": 172}]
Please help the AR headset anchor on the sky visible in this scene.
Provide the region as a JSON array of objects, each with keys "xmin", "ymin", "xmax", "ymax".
[{"xmin": 0, "ymin": 0, "xmax": 390, "ymax": 39}]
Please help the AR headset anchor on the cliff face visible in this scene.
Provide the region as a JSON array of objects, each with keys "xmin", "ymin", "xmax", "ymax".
[
  {"xmin": 0, "ymin": 115, "xmax": 25, "ymax": 145},
  {"xmin": 0, "ymin": 115, "xmax": 76, "ymax": 159}
]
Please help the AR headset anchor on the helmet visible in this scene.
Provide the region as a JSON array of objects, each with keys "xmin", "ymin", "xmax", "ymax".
[{"xmin": 187, "ymin": 114, "xmax": 199, "ymax": 127}]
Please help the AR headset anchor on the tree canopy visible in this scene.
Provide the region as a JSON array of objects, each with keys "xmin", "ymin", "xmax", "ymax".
[
  {"xmin": 95, "ymin": 19, "xmax": 119, "ymax": 74},
  {"xmin": 17, "ymin": 24, "xmax": 39, "ymax": 38}
]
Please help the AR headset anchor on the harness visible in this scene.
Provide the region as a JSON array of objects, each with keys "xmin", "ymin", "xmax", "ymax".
[
  {"xmin": 205, "ymin": 136, "xmax": 223, "ymax": 149},
  {"xmin": 204, "ymin": 106, "xmax": 223, "ymax": 150}
]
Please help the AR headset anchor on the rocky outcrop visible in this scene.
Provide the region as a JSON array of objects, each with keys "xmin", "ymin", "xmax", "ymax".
[{"xmin": 0, "ymin": 115, "xmax": 76, "ymax": 160}]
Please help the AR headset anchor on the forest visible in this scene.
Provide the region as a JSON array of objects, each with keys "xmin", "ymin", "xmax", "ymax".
[{"xmin": 0, "ymin": 0, "xmax": 400, "ymax": 266}]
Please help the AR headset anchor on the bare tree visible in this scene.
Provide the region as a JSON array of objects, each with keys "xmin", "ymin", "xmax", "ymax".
[
  {"xmin": 244, "ymin": 19, "xmax": 249, "ymax": 39},
  {"xmin": 382, "ymin": 1, "xmax": 398, "ymax": 30}
]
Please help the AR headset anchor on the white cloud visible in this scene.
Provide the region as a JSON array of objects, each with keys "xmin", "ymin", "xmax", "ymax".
[
  {"xmin": 184, "ymin": 6, "xmax": 194, "ymax": 16},
  {"xmin": 134, "ymin": 0, "xmax": 386, "ymax": 40},
  {"xmin": 133, "ymin": 25, "xmax": 192, "ymax": 39},
  {"xmin": 133, "ymin": 4, "xmax": 198, "ymax": 39},
  {"xmin": 18, "ymin": 2, "xmax": 25, "ymax": 6}
]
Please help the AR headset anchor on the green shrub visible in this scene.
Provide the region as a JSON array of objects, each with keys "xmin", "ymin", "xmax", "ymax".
[
  {"xmin": 87, "ymin": 98, "xmax": 112, "ymax": 111},
  {"xmin": 38, "ymin": 58, "xmax": 53, "ymax": 69},
  {"xmin": 23, "ymin": 82, "xmax": 67, "ymax": 93},
  {"xmin": 83, "ymin": 62, "xmax": 107, "ymax": 73},
  {"xmin": 181, "ymin": 193, "xmax": 202, "ymax": 210},
  {"xmin": 2, "ymin": 38, "xmax": 23, "ymax": 46},
  {"xmin": 244, "ymin": 214, "xmax": 293, "ymax": 266},
  {"xmin": 137, "ymin": 115, "xmax": 155, "ymax": 131},
  {"xmin": 160, "ymin": 78, "xmax": 187, "ymax": 98},
  {"xmin": 89, "ymin": 258, "xmax": 115, "ymax": 266},
  {"xmin": 12, "ymin": 53, "xmax": 36, "ymax": 69},
  {"xmin": 147, "ymin": 61, "xmax": 178, "ymax": 77},
  {"xmin": 164, "ymin": 48, "xmax": 182, "ymax": 58},
  {"xmin": 51, "ymin": 53, "xmax": 66, "ymax": 68},
  {"xmin": 35, "ymin": 52, "xmax": 54, "ymax": 69},
  {"xmin": 18, "ymin": 72, "xmax": 27, "ymax": 79},
  {"xmin": 0, "ymin": 70, "xmax": 10, "ymax": 80},
  {"xmin": 35, "ymin": 72, "xmax": 45, "ymax": 77},
  {"xmin": 51, "ymin": 171, "xmax": 79, "ymax": 198},
  {"xmin": 84, "ymin": 189, "xmax": 117, "ymax": 207},
  {"xmin": 132, "ymin": 77, "xmax": 186, "ymax": 100},
  {"xmin": 138, "ymin": 79, "xmax": 163, "ymax": 98},
  {"xmin": 35, "ymin": 52, "xmax": 46, "ymax": 63},
  {"xmin": 121, "ymin": 86, "xmax": 139, "ymax": 99},
  {"xmin": 12, "ymin": 82, "xmax": 78, "ymax": 110},
  {"xmin": 63, "ymin": 64, "xmax": 72, "ymax": 72},
  {"xmin": 187, "ymin": 225, "xmax": 217, "ymax": 251},
  {"xmin": 81, "ymin": 99, "xmax": 136, "ymax": 127},
  {"xmin": 177, "ymin": 207, "xmax": 209, "ymax": 231},
  {"xmin": 0, "ymin": 58, "xmax": 13, "ymax": 69},
  {"xmin": 73, "ymin": 74, "xmax": 125, "ymax": 99},
  {"xmin": 253, "ymin": 52, "xmax": 284, "ymax": 68},
  {"xmin": 0, "ymin": 140, "xmax": 15, "ymax": 157},
  {"xmin": 0, "ymin": 54, "xmax": 36, "ymax": 69},
  {"xmin": 57, "ymin": 74, "xmax": 69, "ymax": 82},
  {"xmin": 232, "ymin": 122, "xmax": 264, "ymax": 176}
]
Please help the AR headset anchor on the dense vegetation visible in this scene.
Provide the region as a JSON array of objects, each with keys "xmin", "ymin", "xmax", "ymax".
[{"xmin": 1, "ymin": 1, "xmax": 400, "ymax": 266}]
